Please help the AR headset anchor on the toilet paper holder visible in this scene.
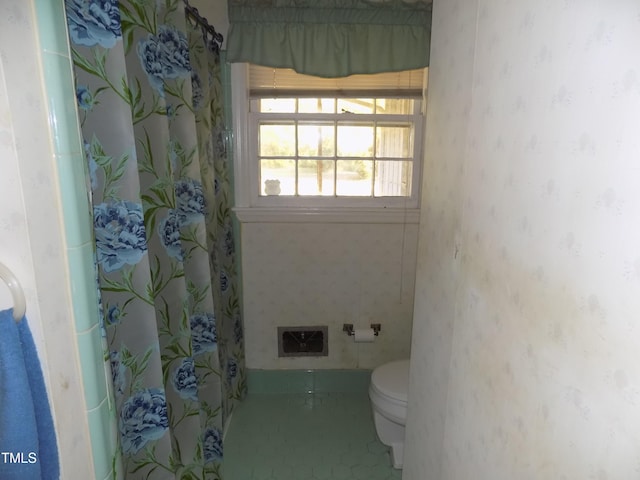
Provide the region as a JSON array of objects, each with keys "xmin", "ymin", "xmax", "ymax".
[{"xmin": 343, "ymin": 323, "xmax": 381, "ymax": 336}]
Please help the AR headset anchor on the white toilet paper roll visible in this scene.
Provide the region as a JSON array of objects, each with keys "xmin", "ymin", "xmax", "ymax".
[{"xmin": 353, "ymin": 328, "xmax": 376, "ymax": 343}]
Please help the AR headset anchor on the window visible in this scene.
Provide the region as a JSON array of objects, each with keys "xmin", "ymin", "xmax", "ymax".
[
  {"xmin": 232, "ymin": 64, "xmax": 426, "ymax": 220},
  {"xmin": 253, "ymin": 97, "xmax": 421, "ymax": 198}
]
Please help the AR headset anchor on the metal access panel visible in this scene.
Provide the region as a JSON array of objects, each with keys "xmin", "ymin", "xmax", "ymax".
[{"xmin": 277, "ymin": 326, "xmax": 328, "ymax": 357}]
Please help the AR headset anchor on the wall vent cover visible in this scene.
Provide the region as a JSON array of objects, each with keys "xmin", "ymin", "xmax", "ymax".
[{"xmin": 278, "ymin": 326, "xmax": 328, "ymax": 357}]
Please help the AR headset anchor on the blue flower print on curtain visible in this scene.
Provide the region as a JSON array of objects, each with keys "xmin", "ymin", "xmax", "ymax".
[
  {"xmin": 137, "ymin": 25, "xmax": 190, "ymax": 94},
  {"xmin": 105, "ymin": 305, "xmax": 122, "ymax": 326},
  {"xmin": 219, "ymin": 270, "xmax": 229, "ymax": 293},
  {"xmin": 203, "ymin": 427, "xmax": 223, "ymax": 464},
  {"xmin": 176, "ymin": 179, "xmax": 206, "ymax": 225},
  {"xmin": 190, "ymin": 313, "xmax": 217, "ymax": 355},
  {"xmin": 223, "ymin": 224, "xmax": 235, "ymax": 256},
  {"xmin": 213, "ymin": 129, "xmax": 226, "ymax": 159},
  {"xmin": 156, "ymin": 25, "xmax": 191, "ymax": 76},
  {"xmin": 226, "ymin": 357, "xmax": 238, "ymax": 385},
  {"xmin": 119, "ymin": 388, "xmax": 169, "ymax": 455},
  {"xmin": 110, "ymin": 351, "xmax": 126, "ymax": 398},
  {"xmin": 94, "ymin": 200, "xmax": 147, "ymax": 273},
  {"xmin": 191, "ymin": 72, "xmax": 204, "ymax": 110},
  {"xmin": 76, "ymin": 85, "xmax": 95, "ymax": 111},
  {"xmin": 234, "ymin": 314, "xmax": 244, "ymax": 344},
  {"xmin": 172, "ymin": 357, "xmax": 198, "ymax": 401},
  {"xmin": 65, "ymin": 0, "xmax": 122, "ymax": 48},
  {"xmin": 158, "ymin": 209, "xmax": 183, "ymax": 260}
]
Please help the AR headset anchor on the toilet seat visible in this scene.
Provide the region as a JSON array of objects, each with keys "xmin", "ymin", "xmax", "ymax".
[
  {"xmin": 370, "ymin": 360, "xmax": 409, "ymax": 403},
  {"xmin": 369, "ymin": 360, "xmax": 409, "ymax": 425}
]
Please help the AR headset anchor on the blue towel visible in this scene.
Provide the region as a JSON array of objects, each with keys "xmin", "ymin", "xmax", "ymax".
[{"xmin": 0, "ymin": 309, "xmax": 59, "ymax": 480}]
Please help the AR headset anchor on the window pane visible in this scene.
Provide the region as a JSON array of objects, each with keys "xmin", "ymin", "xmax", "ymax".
[
  {"xmin": 374, "ymin": 160, "xmax": 412, "ymax": 197},
  {"xmin": 259, "ymin": 98, "xmax": 296, "ymax": 113},
  {"xmin": 337, "ymin": 124, "xmax": 374, "ymax": 157},
  {"xmin": 375, "ymin": 99, "xmax": 414, "ymax": 114},
  {"xmin": 260, "ymin": 159, "xmax": 296, "ymax": 195},
  {"xmin": 298, "ymin": 124, "xmax": 335, "ymax": 157},
  {"xmin": 336, "ymin": 160, "xmax": 373, "ymax": 196},
  {"xmin": 376, "ymin": 125, "xmax": 412, "ymax": 158},
  {"xmin": 337, "ymin": 98, "xmax": 374, "ymax": 114},
  {"xmin": 298, "ymin": 98, "xmax": 335, "ymax": 113},
  {"xmin": 298, "ymin": 160, "xmax": 335, "ymax": 196},
  {"xmin": 260, "ymin": 124, "xmax": 295, "ymax": 156}
]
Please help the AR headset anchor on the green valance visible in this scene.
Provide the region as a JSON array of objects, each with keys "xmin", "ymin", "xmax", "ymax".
[{"xmin": 226, "ymin": 0, "xmax": 432, "ymax": 78}]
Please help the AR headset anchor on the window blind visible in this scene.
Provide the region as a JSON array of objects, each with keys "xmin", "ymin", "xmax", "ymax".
[{"xmin": 249, "ymin": 65, "xmax": 427, "ymax": 98}]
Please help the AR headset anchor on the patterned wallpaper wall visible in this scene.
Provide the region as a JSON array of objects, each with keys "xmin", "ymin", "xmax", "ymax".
[
  {"xmin": 241, "ymin": 222, "xmax": 418, "ymax": 369},
  {"xmin": 405, "ymin": 1, "xmax": 640, "ymax": 479}
]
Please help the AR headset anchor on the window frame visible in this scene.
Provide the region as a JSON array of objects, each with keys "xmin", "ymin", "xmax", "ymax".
[{"xmin": 231, "ymin": 63, "xmax": 425, "ymax": 223}]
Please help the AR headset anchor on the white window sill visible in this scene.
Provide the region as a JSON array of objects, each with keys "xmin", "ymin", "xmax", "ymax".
[{"xmin": 233, "ymin": 207, "xmax": 420, "ymax": 224}]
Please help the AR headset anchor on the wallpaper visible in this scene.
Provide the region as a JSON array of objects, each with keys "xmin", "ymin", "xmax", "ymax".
[
  {"xmin": 405, "ymin": 1, "xmax": 640, "ymax": 479},
  {"xmin": 403, "ymin": 0, "xmax": 477, "ymax": 476},
  {"xmin": 241, "ymin": 222, "xmax": 418, "ymax": 369}
]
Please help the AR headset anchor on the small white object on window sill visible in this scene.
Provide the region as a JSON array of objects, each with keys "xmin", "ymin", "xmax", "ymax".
[{"xmin": 264, "ymin": 179, "xmax": 281, "ymax": 195}]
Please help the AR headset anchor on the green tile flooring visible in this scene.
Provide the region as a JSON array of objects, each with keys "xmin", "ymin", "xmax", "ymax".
[{"xmin": 225, "ymin": 392, "xmax": 402, "ymax": 480}]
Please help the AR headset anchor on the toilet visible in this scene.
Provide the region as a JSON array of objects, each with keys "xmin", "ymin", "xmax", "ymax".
[{"xmin": 369, "ymin": 359, "xmax": 410, "ymax": 469}]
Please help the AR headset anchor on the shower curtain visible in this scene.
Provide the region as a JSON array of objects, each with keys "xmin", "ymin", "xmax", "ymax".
[{"xmin": 64, "ymin": 1, "xmax": 245, "ymax": 478}]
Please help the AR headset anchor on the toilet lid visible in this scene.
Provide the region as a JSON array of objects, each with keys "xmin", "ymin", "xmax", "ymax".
[{"xmin": 371, "ymin": 359, "xmax": 410, "ymax": 402}]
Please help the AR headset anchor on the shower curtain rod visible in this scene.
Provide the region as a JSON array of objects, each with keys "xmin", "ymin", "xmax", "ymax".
[{"xmin": 183, "ymin": 0, "xmax": 224, "ymax": 48}]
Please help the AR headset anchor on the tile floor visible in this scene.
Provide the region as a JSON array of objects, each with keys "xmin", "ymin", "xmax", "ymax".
[{"xmin": 224, "ymin": 392, "xmax": 402, "ymax": 480}]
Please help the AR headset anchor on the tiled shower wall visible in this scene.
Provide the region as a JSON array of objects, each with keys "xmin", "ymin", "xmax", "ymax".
[
  {"xmin": 33, "ymin": 1, "xmax": 120, "ymax": 478},
  {"xmin": 241, "ymin": 221, "xmax": 418, "ymax": 370},
  {"xmin": 1, "ymin": 1, "xmax": 118, "ymax": 479}
]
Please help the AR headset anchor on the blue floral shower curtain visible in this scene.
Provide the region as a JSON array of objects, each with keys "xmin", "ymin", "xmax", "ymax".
[{"xmin": 64, "ymin": 1, "xmax": 245, "ymax": 478}]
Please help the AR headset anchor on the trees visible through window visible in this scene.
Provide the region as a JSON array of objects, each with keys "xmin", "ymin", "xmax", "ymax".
[{"xmin": 252, "ymin": 97, "xmax": 420, "ymax": 200}]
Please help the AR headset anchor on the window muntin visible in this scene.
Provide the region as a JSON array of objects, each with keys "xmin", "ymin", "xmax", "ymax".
[{"xmin": 251, "ymin": 97, "xmax": 421, "ymax": 202}]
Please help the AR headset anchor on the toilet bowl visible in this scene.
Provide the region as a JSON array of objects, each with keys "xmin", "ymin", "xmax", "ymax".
[{"xmin": 369, "ymin": 359, "xmax": 410, "ymax": 469}]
